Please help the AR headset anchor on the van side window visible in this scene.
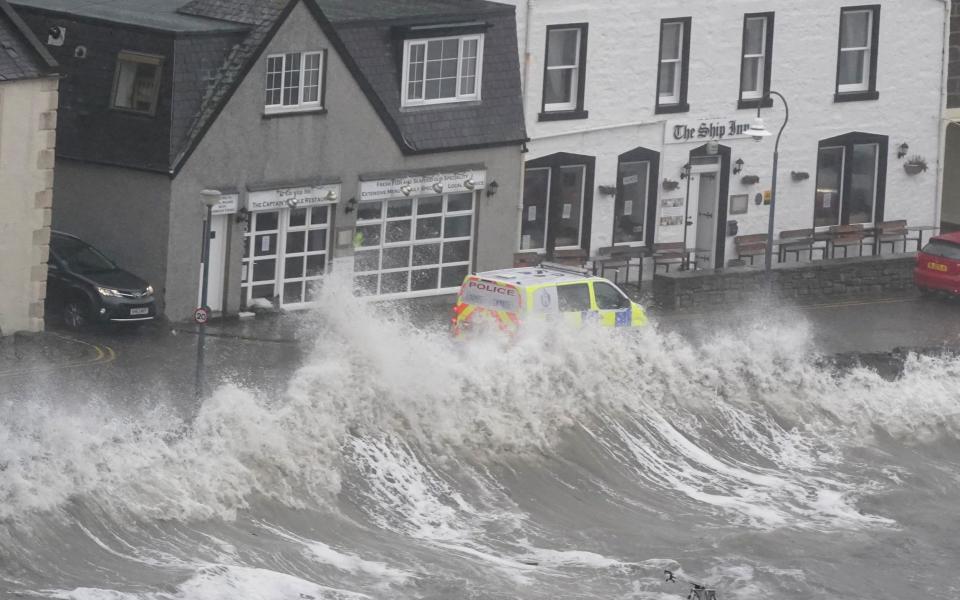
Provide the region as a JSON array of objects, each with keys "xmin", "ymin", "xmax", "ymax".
[
  {"xmin": 594, "ymin": 281, "xmax": 631, "ymax": 310},
  {"xmin": 556, "ymin": 283, "xmax": 592, "ymax": 311}
]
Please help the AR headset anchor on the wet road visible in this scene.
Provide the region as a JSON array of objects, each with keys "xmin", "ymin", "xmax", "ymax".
[{"xmin": 1, "ymin": 291, "xmax": 958, "ymax": 403}]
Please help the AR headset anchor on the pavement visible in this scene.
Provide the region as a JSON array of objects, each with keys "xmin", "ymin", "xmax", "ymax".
[{"xmin": 1, "ymin": 289, "xmax": 958, "ymax": 405}]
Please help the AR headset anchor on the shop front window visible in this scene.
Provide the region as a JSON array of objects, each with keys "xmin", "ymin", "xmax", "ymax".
[
  {"xmin": 520, "ymin": 153, "xmax": 595, "ymax": 255},
  {"xmin": 353, "ymin": 193, "xmax": 474, "ymax": 297},
  {"xmin": 613, "ymin": 161, "xmax": 648, "ymax": 245},
  {"xmin": 813, "ymin": 133, "xmax": 886, "ymax": 228}
]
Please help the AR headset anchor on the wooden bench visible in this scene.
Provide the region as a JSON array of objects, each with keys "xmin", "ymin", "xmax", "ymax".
[
  {"xmin": 592, "ymin": 245, "xmax": 646, "ymax": 285},
  {"xmin": 828, "ymin": 224, "xmax": 867, "ymax": 258},
  {"xmin": 876, "ymin": 220, "xmax": 908, "ymax": 254},
  {"xmin": 513, "ymin": 251, "xmax": 540, "ymax": 268},
  {"xmin": 652, "ymin": 242, "xmax": 687, "ymax": 272},
  {"xmin": 778, "ymin": 228, "xmax": 823, "ymax": 262},
  {"xmin": 552, "ymin": 248, "xmax": 588, "ymax": 267},
  {"xmin": 734, "ymin": 234, "xmax": 768, "ymax": 265}
]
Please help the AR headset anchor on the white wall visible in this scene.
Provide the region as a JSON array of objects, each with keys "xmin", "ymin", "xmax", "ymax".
[
  {"xmin": 0, "ymin": 77, "xmax": 58, "ymax": 334},
  {"xmin": 505, "ymin": 0, "xmax": 945, "ymax": 261}
]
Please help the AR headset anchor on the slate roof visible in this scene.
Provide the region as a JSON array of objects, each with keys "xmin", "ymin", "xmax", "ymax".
[
  {"xmin": 173, "ymin": 0, "xmax": 526, "ymax": 170},
  {"xmin": 11, "ymin": 0, "xmax": 247, "ymax": 33},
  {"xmin": 0, "ymin": 0, "xmax": 55, "ymax": 81}
]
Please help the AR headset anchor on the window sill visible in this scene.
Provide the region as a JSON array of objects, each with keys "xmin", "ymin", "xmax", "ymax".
[
  {"xmin": 738, "ymin": 96, "xmax": 773, "ymax": 110},
  {"xmin": 834, "ymin": 90, "xmax": 879, "ymax": 103},
  {"xmin": 263, "ymin": 106, "xmax": 327, "ymax": 118},
  {"xmin": 538, "ymin": 109, "xmax": 589, "ymax": 122},
  {"xmin": 655, "ymin": 102, "xmax": 689, "ymax": 115}
]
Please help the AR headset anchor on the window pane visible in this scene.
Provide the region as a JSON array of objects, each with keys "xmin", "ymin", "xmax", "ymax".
[
  {"xmin": 838, "ymin": 50, "xmax": 867, "ymax": 86},
  {"xmin": 303, "ymin": 52, "xmax": 321, "ymax": 103},
  {"xmin": 354, "ymin": 250, "xmax": 379, "ymax": 272},
  {"xmin": 557, "ymin": 283, "xmax": 591, "ymax": 311},
  {"xmin": 286, "ymin": 231, "xmax": 305, "ymax": 253},
  {"xmin": 285, "ymin": 256, "xmax": 304, "ymax": 278},
  {"xmin": 256, "ymin": 211, "xmax": 279, "ymax": 231},
  {"xmin": 416, "ymin": 217, "xmax": 442, "ymax": 240},
  {"xmin": 741, "ymin": 56, "xmax": 761, "ymax": 93},
  {"xmin": 442, "ymin": 240, "xmax": 470, "ymax": 263},
  {"xmin": 289, "ymin": 208, "xmax": 307, "ymax": 227},
  {"xmin": 441, "ymin": 265, "xmax": 469, "ymax": 288},
  {"xmin": 354, "ymin": 274, "xmax": 378, "ymax": 296},
  {"xmin": 547, "ymin": 29, "xmax": 579, "ymax": 67},
  {"xmin": 412, "ymin": 243, "xmax": 441, "ymax": 266},
  {"xmin": 544, "ymin": 68, "xmax": 574, "ymax": 105},
  {"xmin": 555, "ymin": 166, "xmax": 584, "ymax": 248},
  {"xmin": 418, "ymin": 197, "xmax": 443, "ymax": 215},
  {"xmin": 114, "ymin": 59, "xmax": 159, "ymax": 113},
  {"xmin": 310, "ymin": 206, "xmax": 328, "ymax": 225},
  {"xmin": 411, "ymin": 268, "xmax": 439, "ymax": 291},
  {"xmin": 660, "ymin": 23, "xmax": 682, "ymax": 60},
  {"xmin": 282, "ymin": 53, "xmax": 301, "ymax": 106},
  {"xmin": 306, "ymin": 254, "xmax": 326, "ymax": 276},
  {"xmin": 387, "ymin": 198, "xmax": 413, "ymax": 218},
  {"xmin": 255, "ymin": 234, "xmax": 277, "ymax": 256},
  {"xmin": 848, "ymin": 143, "xmax": 877, "ymax": 224},
  {"xmin": 357, "ymin": 201, "xmax": 382, "ymax": 221},
  {"xmin": 307, "ymin": 229, "xmax": 327, "ymax": 252},
  {"xmin": 840, "ymin": 10, "xmax": 870, "ymax": 48},
  {"xmin": 253, "ymin": 259, "xmax": 276, "ymax": 282},
  {"xmin": 614, "ymin": 161, "xmax": 648, "ymax": 244},
  {"xmin": 356, "ymin": 224, "xmax": 381, "ymax": 247},
  {"xmin": 814, "ymin": 147, "xmax": 843, "ymax": 228},
  {"xmin": 521, "ymin": 168, "xmax": 549, "ymax": 250},
  {"xmin": 447, "ymin": 193, "xmax": 473, "ymax": 212},
  {"xmin": 594, "ymin": 282, "xmax": 630, "ymax": 310},
  {"xmin": 744, "ymin": 17, "xmax": 765, "ymax": 55},
  {"xmin": 381, "ymin": 271, "xmax": 409, "ymax": 294},
  {"xmin": 265, "ymin": 56, "xmax": 283, "ymax": 105},
  {"xmin": 444, "ymin": 215, "xmax": 472, "ymax": 238},
  {"xmin": 385, "ymin": 220, "xmax": 412, "ymax": 243},
  {"xmin": 438, "ymin": 77, "xmax": 457, "ymax": 98},
  {"xmin": 382, "ymin": 246, "xmax": 411, "ymax": 269},
  {"xmin": 658, "ymin": 63, "xmax": 677, "ymax": 98}
]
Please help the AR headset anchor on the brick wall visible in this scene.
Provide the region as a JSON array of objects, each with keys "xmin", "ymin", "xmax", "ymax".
[{"xmin": 652, "ymin": 255, "xmax": 917, "ymax": 311}]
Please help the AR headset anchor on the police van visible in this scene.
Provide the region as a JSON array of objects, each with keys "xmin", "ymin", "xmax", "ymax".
[{"xmin": 451, "ymin": 263, "xmax": 647, "ymax": 336}]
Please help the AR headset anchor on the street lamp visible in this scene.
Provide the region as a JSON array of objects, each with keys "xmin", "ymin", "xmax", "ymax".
[
  {"xmin": 747, "ymin": 91, "xmax": 789, "ymax": 272},
  {"xmin": 199, "ymin": 189, "xmax": 221, "ymax": 313}
]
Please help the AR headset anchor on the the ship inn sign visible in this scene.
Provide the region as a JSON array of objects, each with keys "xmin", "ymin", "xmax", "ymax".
[{"xmin": 665, "ymin": 118, "xmax": 754, "ymax": 144}]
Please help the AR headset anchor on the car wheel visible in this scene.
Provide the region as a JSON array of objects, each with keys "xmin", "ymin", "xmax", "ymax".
[{"xmin": 62, "ymin": 297, "xmax": 90, "ymax": 330}]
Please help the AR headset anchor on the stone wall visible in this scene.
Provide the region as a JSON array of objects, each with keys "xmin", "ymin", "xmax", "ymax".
[{"xmin": 652, "ymin": 255, "xmax": 917, "ymax": 311}]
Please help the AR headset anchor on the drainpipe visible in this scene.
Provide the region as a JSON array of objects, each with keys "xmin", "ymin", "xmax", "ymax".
[
  {"xmin": 522, "ymin": 0, "xmax": 533, "ymax": 96},
  {"xmin": 935, "ymin": 0, "xmax": 950, "ymax": 229}
]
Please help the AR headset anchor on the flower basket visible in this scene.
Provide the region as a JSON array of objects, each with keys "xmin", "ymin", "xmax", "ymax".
[{"xmin": 903, "ymin": 156, "xmax": 928, "ymax": 175}]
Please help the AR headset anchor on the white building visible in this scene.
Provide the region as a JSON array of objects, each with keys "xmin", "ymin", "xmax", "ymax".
[
  {"xmin": 505, "ymin": 0, "xmax": 946, "ymax": 271},
  {"xmin": 0, "ymin": 0, "xmax": 58, "ymax": 335}
]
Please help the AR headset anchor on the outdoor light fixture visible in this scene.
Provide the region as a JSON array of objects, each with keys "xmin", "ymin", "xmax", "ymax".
[
  {"xmin": 344, "ymin": 197, "xmax": 358, "ymax": 214},
  {"xmin": 286, "ymin": 198, "xmax": 299, "ymax": 209},
  {"xmin": 662, "ymin": 178, "xmax": 680, "ymax": 191},
  {"xmin": 733, "ymin": 158, "xmax": 744, "ymax": 174},
  {"xmin": 324, "ymin": 189, "xmax": 337, "ymax": 202},
  {"xmin": 486, "ymin": 180, "xmax": 499, "ymax": 197},
  {"xmin": 750, "ymin": 90, "xmax": 790, "ymax": 272},
  {"xmin": 463, "ymin": 178, "xmax": 476, "ymax": 190},
  {"xmin": 400, "ymin": 185, "xmax": 413, "ymax": 196},
  {"xmin": 432, "ymin": 182, "xmax": 444, "ymax": 194},
  {"xmin": 898, "ymin": 143, "xmax": 909, "ymax": 159},
  {"xmin": 679, "ymin": 164, "xmax": 691, "ymax": 179}
]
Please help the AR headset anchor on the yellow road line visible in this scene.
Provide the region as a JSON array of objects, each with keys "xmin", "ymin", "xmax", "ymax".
[{"xmin": 0, "ymin": 334, "xmax": 116, "ymax": 378}]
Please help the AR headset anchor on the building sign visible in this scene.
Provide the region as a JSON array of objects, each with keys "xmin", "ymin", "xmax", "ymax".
[
  {"xmin": 359, "ymin": 169, "xmax": 486, "ymax": 201},
  {"xmin": 247, "ymin": 184, "xmax": 341, "ymax": 212},
  {"xmin": 665, "ymin": 118, "xmax": 755, "ymax": 144},
  {"xmin": 211, "ymin": 193, "xmax": 239, "ymax": 216}
]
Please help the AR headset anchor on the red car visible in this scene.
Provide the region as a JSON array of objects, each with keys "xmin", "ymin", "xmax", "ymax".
[{"xmin": 914, "ymin": 231, "xmax": 960, "ymax": 297}]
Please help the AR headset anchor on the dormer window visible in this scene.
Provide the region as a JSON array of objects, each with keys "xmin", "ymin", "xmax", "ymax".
[
  {"xmin": 112, "ymin": 51, "xmax": 163, "ymax": 116},
  {"xmin": 401, "ymin": 34, "xmax": 484, "ymax": 107}
]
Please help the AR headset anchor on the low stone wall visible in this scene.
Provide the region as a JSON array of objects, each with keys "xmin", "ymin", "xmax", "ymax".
[{"xmin": 652, "ymin": 255, "xmax": 916, "ymax": 310}]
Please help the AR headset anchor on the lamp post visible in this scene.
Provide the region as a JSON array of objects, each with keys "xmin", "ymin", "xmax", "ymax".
[
  {"xmin": 199, "ymin": 189, "xmax": 222, "ymax": 313},
  {"xmin": 747, "ymin": 91, "xmax": 789, "ymax": 272},
  {"xmin": 680, "ymin": 163, "xmax": 693, "ymax": 270}
]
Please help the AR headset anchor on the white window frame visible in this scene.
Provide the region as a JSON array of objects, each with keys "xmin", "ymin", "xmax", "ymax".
[
  {"xmin": 264, "ymin": 50, "xmax": 325, "ymax": 114},
  {"xmin": 543, "ymin": 27, "xmax": 581, "ymax": 112},
  {"xmin": 657, "ymin": 21, "xmax": 684, "ymax": 105},
  {"xmin": 740, "ymin": 16, "xmax": 767, "ymax": 100},
  {"xmin": 837, "ymin": 9, "xmax": 872, "ymax": 93},
  {"xmin": 401, "ymin": 34, "xmax": 484, "ymax": 107},
  {"xmin": 111, "ymin": 51, "xmax": 164, "ymax": 116}
]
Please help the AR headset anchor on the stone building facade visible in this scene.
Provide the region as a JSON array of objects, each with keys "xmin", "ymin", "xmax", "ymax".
[
  {"xmin": 504, "ymin": 0, "xmax": 947, "ymax": 268},
  {"xmin": 0, "ymin": 0, "xmax": 57, "ymax": 335}
]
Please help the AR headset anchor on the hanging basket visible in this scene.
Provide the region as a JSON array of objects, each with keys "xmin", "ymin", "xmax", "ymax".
[{"xmin": 903, "ymin": 162, "xmax": 926, "ymax": 175}]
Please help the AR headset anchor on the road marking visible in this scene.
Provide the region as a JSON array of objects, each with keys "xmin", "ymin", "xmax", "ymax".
[{"xmin": 0, "ymin": 334, "xmax": 116, "ymax": 379}]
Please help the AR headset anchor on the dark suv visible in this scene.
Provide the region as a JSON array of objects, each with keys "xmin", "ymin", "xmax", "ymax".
[{"xmin": 46, "ymin": 231, "xmax": 157, "ymax": 329}]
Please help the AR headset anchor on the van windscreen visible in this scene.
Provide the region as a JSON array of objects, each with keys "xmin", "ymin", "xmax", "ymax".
[
  {"xmin": 921, "ymin": 240, "xmax": 960, "ymax": 261},
  {"xmin": 462, "ymin": 279, "xmax": 522, "ymax": 312}
]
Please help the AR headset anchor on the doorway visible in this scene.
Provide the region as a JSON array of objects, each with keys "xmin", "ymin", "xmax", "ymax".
[
  {"xmin": 198, "ymin": 213, "xmax": 228, "ymax": 312},
  {"xmin": 689, "ymin": 159, "xmax": 721, "ymax": 270},
  {"xmin": 521, "ymin": 153, "xmax": 596, "ymax": 257}
]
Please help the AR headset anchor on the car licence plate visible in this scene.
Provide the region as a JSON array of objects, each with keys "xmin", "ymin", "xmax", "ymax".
[
  {"xmin": 130, "ymin": 307, "xmax": 150, "ymax": 316},
  {"xmin": 927, "ymin": 262, "xmax": 948, "ymax": 272}
]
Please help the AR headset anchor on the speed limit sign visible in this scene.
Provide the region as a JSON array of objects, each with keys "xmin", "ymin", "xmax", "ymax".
[{"xmin": 193, "ymin": 306, "xmax": 210, "ymax": 324}]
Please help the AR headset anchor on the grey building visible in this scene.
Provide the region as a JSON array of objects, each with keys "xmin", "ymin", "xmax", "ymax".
[{"xmin": 13, "ymin": 0, "xmax": 526, "ymax": 320}]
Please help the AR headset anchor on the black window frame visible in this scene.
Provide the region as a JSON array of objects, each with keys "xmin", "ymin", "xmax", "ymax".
[
  {"xmin": 522, "ymin": 152, "xmax": 596, "ymax": 257},
  {"xmin": 613, "ymin": 146, "xmax": 660, "ymax": 249},
  {"xmin": 655, "ymin": 17, "xmax": 691, "ymax": 115},
  {"xmin": 539, "ymin": 23, "xmax": 589, "ymax": 122},
  {"xmin": 813, "ymin": 131, "xmax": 888, "ymax": 227},
  {"xmin": 834, "ymin": 5, "xmax": 881, "ymax": 103},
  {"xmin": 110, "ymin": 50, "xmax": 164, "ymax": 117},
  {"xmin": 737, "ymin": 12, "xmax": 775, "ymax": 110}
]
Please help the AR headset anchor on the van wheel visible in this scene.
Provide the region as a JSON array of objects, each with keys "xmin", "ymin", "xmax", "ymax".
[{"xmin": 63, "ymin": 297, "xmax": 90, "ymax": 330}]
